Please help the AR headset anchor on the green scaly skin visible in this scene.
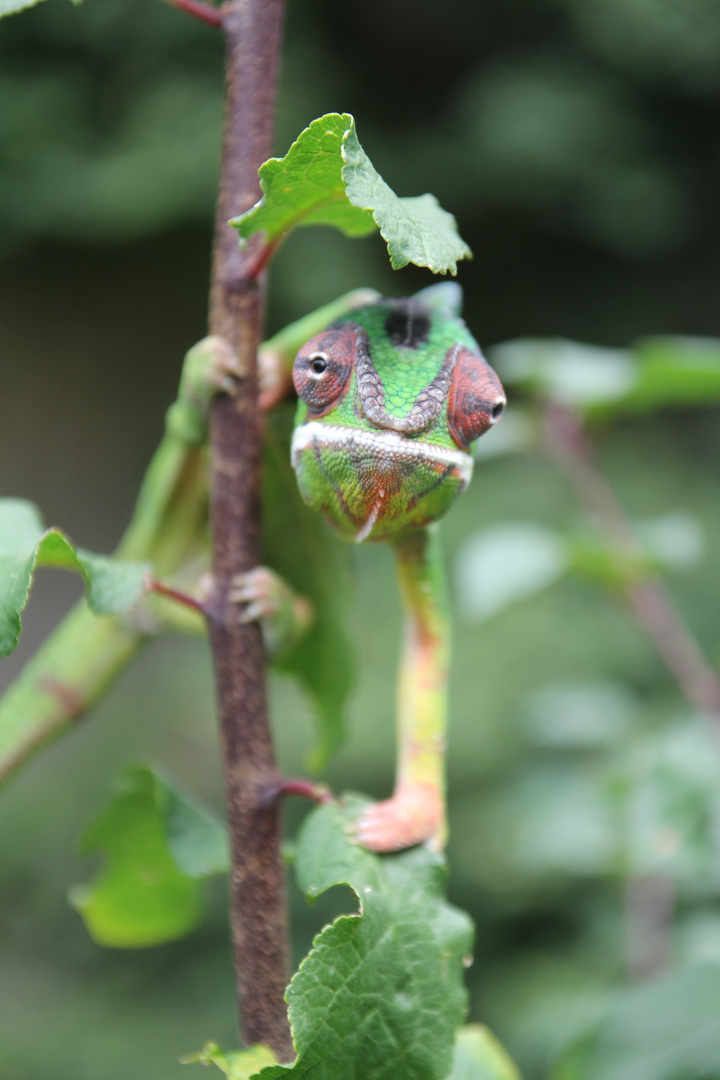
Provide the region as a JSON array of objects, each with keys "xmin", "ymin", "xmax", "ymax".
[{"xmin": 289, "ymin": 282, "xmax": 505, "ymax": 851}]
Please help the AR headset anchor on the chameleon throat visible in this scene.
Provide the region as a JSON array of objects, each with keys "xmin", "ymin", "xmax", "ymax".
[{"xmin": 291, "ymin": 420, "xmax": 474, "ymax": 547}]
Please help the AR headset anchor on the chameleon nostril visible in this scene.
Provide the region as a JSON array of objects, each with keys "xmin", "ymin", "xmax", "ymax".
[{"xmin": 491, "ymin": 400, "xmax": 505, "ymax": 421}]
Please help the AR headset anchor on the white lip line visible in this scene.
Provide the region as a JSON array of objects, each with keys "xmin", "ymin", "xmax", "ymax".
[{"xmin": 291, "ymin": 420, "xmax": 474, "ymax": 484}]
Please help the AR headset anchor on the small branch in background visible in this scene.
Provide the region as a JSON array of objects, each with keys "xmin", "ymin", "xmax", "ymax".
[
  {"xmin": 624, "ymin": 874, "xmax": 675, "ymax": 982},
  {"xmin": 262, "ymin": 779, "xmax": 334, "ymax": 805},
  {"xmin": 166, "ymin": 0, "xmax": 223, "ymax": 29},
  {"xmin": 544, "ymin": 402, "xmax": 720, "ymax": 743}
]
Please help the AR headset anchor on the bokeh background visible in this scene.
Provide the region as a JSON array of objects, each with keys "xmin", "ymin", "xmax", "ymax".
[{"xmin": 2, "ymin": 1, "xmax": 720, "ymax": 1077}]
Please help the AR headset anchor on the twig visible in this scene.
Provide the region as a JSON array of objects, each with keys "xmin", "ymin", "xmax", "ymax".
[
  {"xmin": 624, "ymin": 874, "xmax": 675, "ymax": 982},
  {"xmin": 167, "ymin": 0, "xmax": 223, "ymax": 29},
  {"xmin": 544, "ymin": 402, "xmax": 720, "ymax": 742},
  {"xmin": 206, "ymin": 0, "xmax": 292, "ymax": 1059},
  {"xmin": 262, "ymin": 779, "xmax": 334, "ymax": 805},
  {"xmin": 149, "ymin": 579, "xmax": 208, "ymax": 616}
]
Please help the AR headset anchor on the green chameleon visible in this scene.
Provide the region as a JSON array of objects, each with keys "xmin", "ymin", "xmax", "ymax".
[
  {"xmin": 0, "ymin": 283, "xmax": 503, "ymax": 855},
  {"xmin": 233, "ymin": 281, "xmax": 505, "ymax": 853}
]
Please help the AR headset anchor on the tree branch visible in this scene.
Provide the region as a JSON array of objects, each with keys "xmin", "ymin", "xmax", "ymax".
[
  {"xmin": 544, "ymin": 402, "xmax": 720, "ymax": 744},
  {"xmin": 206, "ymin": 0, "xmax": 292, "ymax": 1059}
]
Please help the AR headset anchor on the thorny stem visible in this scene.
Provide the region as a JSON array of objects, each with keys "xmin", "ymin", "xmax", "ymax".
[
  {"xmin": 206, "ymin": 0, "xmax": 292, "ymax": 1059},
  {"xmin": 544, "ymin": 402, "xmax": 720, "ymax": 743}
]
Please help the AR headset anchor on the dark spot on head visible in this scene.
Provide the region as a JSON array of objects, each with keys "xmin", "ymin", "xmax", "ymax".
[{"xmin": 384, "ymin": 303, "xmax": 431, "ymax": 349}]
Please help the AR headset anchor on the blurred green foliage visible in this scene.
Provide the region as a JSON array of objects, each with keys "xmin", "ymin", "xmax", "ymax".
[{"xmin": 2, "ymin": 0, "xmax": 720, "ymax": 1078}]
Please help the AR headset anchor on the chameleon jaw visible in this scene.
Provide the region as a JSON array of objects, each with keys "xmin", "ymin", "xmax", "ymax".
[
  {"xmin": 291, "ymin": 421, "xmax": 474, "ymax": 481},
  {"xmin": 290, "ymin": 421, "xmax": 474, "ymax": 542}
]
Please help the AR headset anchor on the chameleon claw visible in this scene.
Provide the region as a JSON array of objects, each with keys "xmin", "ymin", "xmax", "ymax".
[
  {"xmin": 205, "ymin": 335, "xmax": 245, "ymax": 396},
  {"xmin": 229, "ymin": 567, "xmax": 283, "ymax": 623},
  {"xmin": 352, "ymin": 783, "xmax": 444, "ymax": 853},
  {"xmin": 229, "ymin": 567, "xmax": 313, "ymax": 654}
]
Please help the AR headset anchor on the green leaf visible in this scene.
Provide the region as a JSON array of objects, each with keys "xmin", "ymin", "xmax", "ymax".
[
  {"xmin": 0, "ymin": 498, "xmax": 149, "ymax": 657},
  {"xmin": 255, "ymin": 798, "xmax": 474, "ymax": 1080},
  {"xmin": 262, "ymin": 408, "xmax": 355, "ymax": 770},
  {"xmin": 488, "ymin": 335, "xmax": 720, "ymax": 419},
  {"xmin": 182, "ymin": 1042, "xmax": 278, "ymax": 1079},
  {"xmin": 449, "ymin": 1025, "xmax": 522, "ymax": 1080},
  {"xmin": 554, "ymin": 965, "xmax": 720, "ymax": 1080},
  {"xmin": 233, "ymin": 113, "xmax": 471, "ymax": 275},
  {"xmin": 489, "ymin": 339, "xmax": 637, "ymax": 409},
  {"xmin": 628, "ymin": 335, "xmax": 720, "ymax": 412},
  {"xmin": 455, "ymin": 523, "xmax": 568, "ymax": 621},
  {"xmin": 70, "ymin": 765, "xmax": 228, "ymax": 947},
  {"xmin": 0, "ymin": 0, "xmax": 47, "ymax": 17}
]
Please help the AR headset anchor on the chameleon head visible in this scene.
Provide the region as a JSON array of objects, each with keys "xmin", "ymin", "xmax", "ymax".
[{"xmin": 290, "ymin": 293, "xmax": 505, "ymax": 543}]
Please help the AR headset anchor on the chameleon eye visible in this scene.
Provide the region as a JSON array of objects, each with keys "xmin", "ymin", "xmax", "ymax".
[
  {"xmin": 446, "ymin": 347, "xmax": 506, "ymax": 449},
  {"xmin": 293, "ymin": 325, "xmax": 355, "ymax": 414}
]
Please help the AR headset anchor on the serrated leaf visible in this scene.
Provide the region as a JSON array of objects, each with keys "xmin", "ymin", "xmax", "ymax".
[
  {"xmin": 182, "ymin": 1041, "xmax": 278, "ymax": 1079},
  {"xmin": 254, "ymin": 798, "xmax": 474, "ymax": 1080},
  {"xmin": 341, "ymin": 121, "xmax": 472, "ymax": 273},
  {"xmin": 0, "ymin": 0, "xmax": 48, "ymax": 16},
  {"xmin": 70, "ymin": 765, "xmax": 228, "ymax": 947},
  {"xmin": 455, "ymin": 523, "xmax": 568, "ymax": 622},
  {"xmin": 0, "ymin": 498, "xmax": 149, "ymax": 657},
  {"xmin": 449, "ymin": 1025, "xmax": 522, "ymax": 1080},
  {"xmin": 262, "ymin": 408, "xmax": 355, "ymax": 771},
  {"xmin": 233, "ymin": 113, "xmax": 471, "ymax": 275}
]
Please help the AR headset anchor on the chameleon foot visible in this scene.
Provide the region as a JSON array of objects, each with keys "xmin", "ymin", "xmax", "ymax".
[
  {"xmin": 229, "ymin": 567, "xmax": 313, "ymax": 655},
  {"xmin": 353, "ymin": 783, "xmax": 443, "ymax": 853}
]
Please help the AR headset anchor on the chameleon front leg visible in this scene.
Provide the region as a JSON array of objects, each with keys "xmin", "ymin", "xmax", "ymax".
[{"xmin": 356, "ymin": 526, "xmax": 449, "ymax": 853}]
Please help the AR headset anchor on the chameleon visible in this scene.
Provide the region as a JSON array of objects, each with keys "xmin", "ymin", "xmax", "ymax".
[{"xmin": 233, "ymin": 281, "xmax": 505, "ymax": 853}]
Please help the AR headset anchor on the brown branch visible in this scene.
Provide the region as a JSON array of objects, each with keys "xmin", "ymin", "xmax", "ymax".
[
  {"xmin": 206, "ymin": 0, "xmax": 292, "ymax": 1060},
  {"xmin": 544, "ymin": 402, "xmax": 720, "ymax": 743},
  {"xmin": 168, "ymin": 0, "xmax": 223, "ymax": 29}
]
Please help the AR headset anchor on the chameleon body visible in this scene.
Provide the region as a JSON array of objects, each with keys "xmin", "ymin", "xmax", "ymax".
[{"xmin": 288, "ymin": 283, "xmax": 505, "ymax": 852}]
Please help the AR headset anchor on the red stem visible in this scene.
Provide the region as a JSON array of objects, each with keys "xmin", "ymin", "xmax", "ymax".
[
  {"xmin": 169, "ymin": 0, "xmax": 223, "ymax": 28},
  {"xmin": 265, "ymin": 779, "xmax": 334, "ymax": 805},
  {"xmin": 149, "ymin": 579, "xmax": 207, "ymax": 616}
]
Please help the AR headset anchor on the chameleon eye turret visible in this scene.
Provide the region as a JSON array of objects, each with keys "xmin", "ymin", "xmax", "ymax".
[
  {"xmin": 292, "ymin": 324, "xmax": 355, "ymax": 415},
  {"xmin": 446, "ymin": 347, "xmax": 506, "ymax": 449}
]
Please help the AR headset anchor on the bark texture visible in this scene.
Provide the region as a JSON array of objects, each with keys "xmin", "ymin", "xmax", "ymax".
[{"xmin": 207, "ymin": 0, "xmax": 292, "ymax": 1059}]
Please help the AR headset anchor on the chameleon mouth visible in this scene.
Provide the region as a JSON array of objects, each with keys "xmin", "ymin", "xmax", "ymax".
[{"xmin": 291, "ymin": 421, "xmax": 474, "ymax": 541}]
